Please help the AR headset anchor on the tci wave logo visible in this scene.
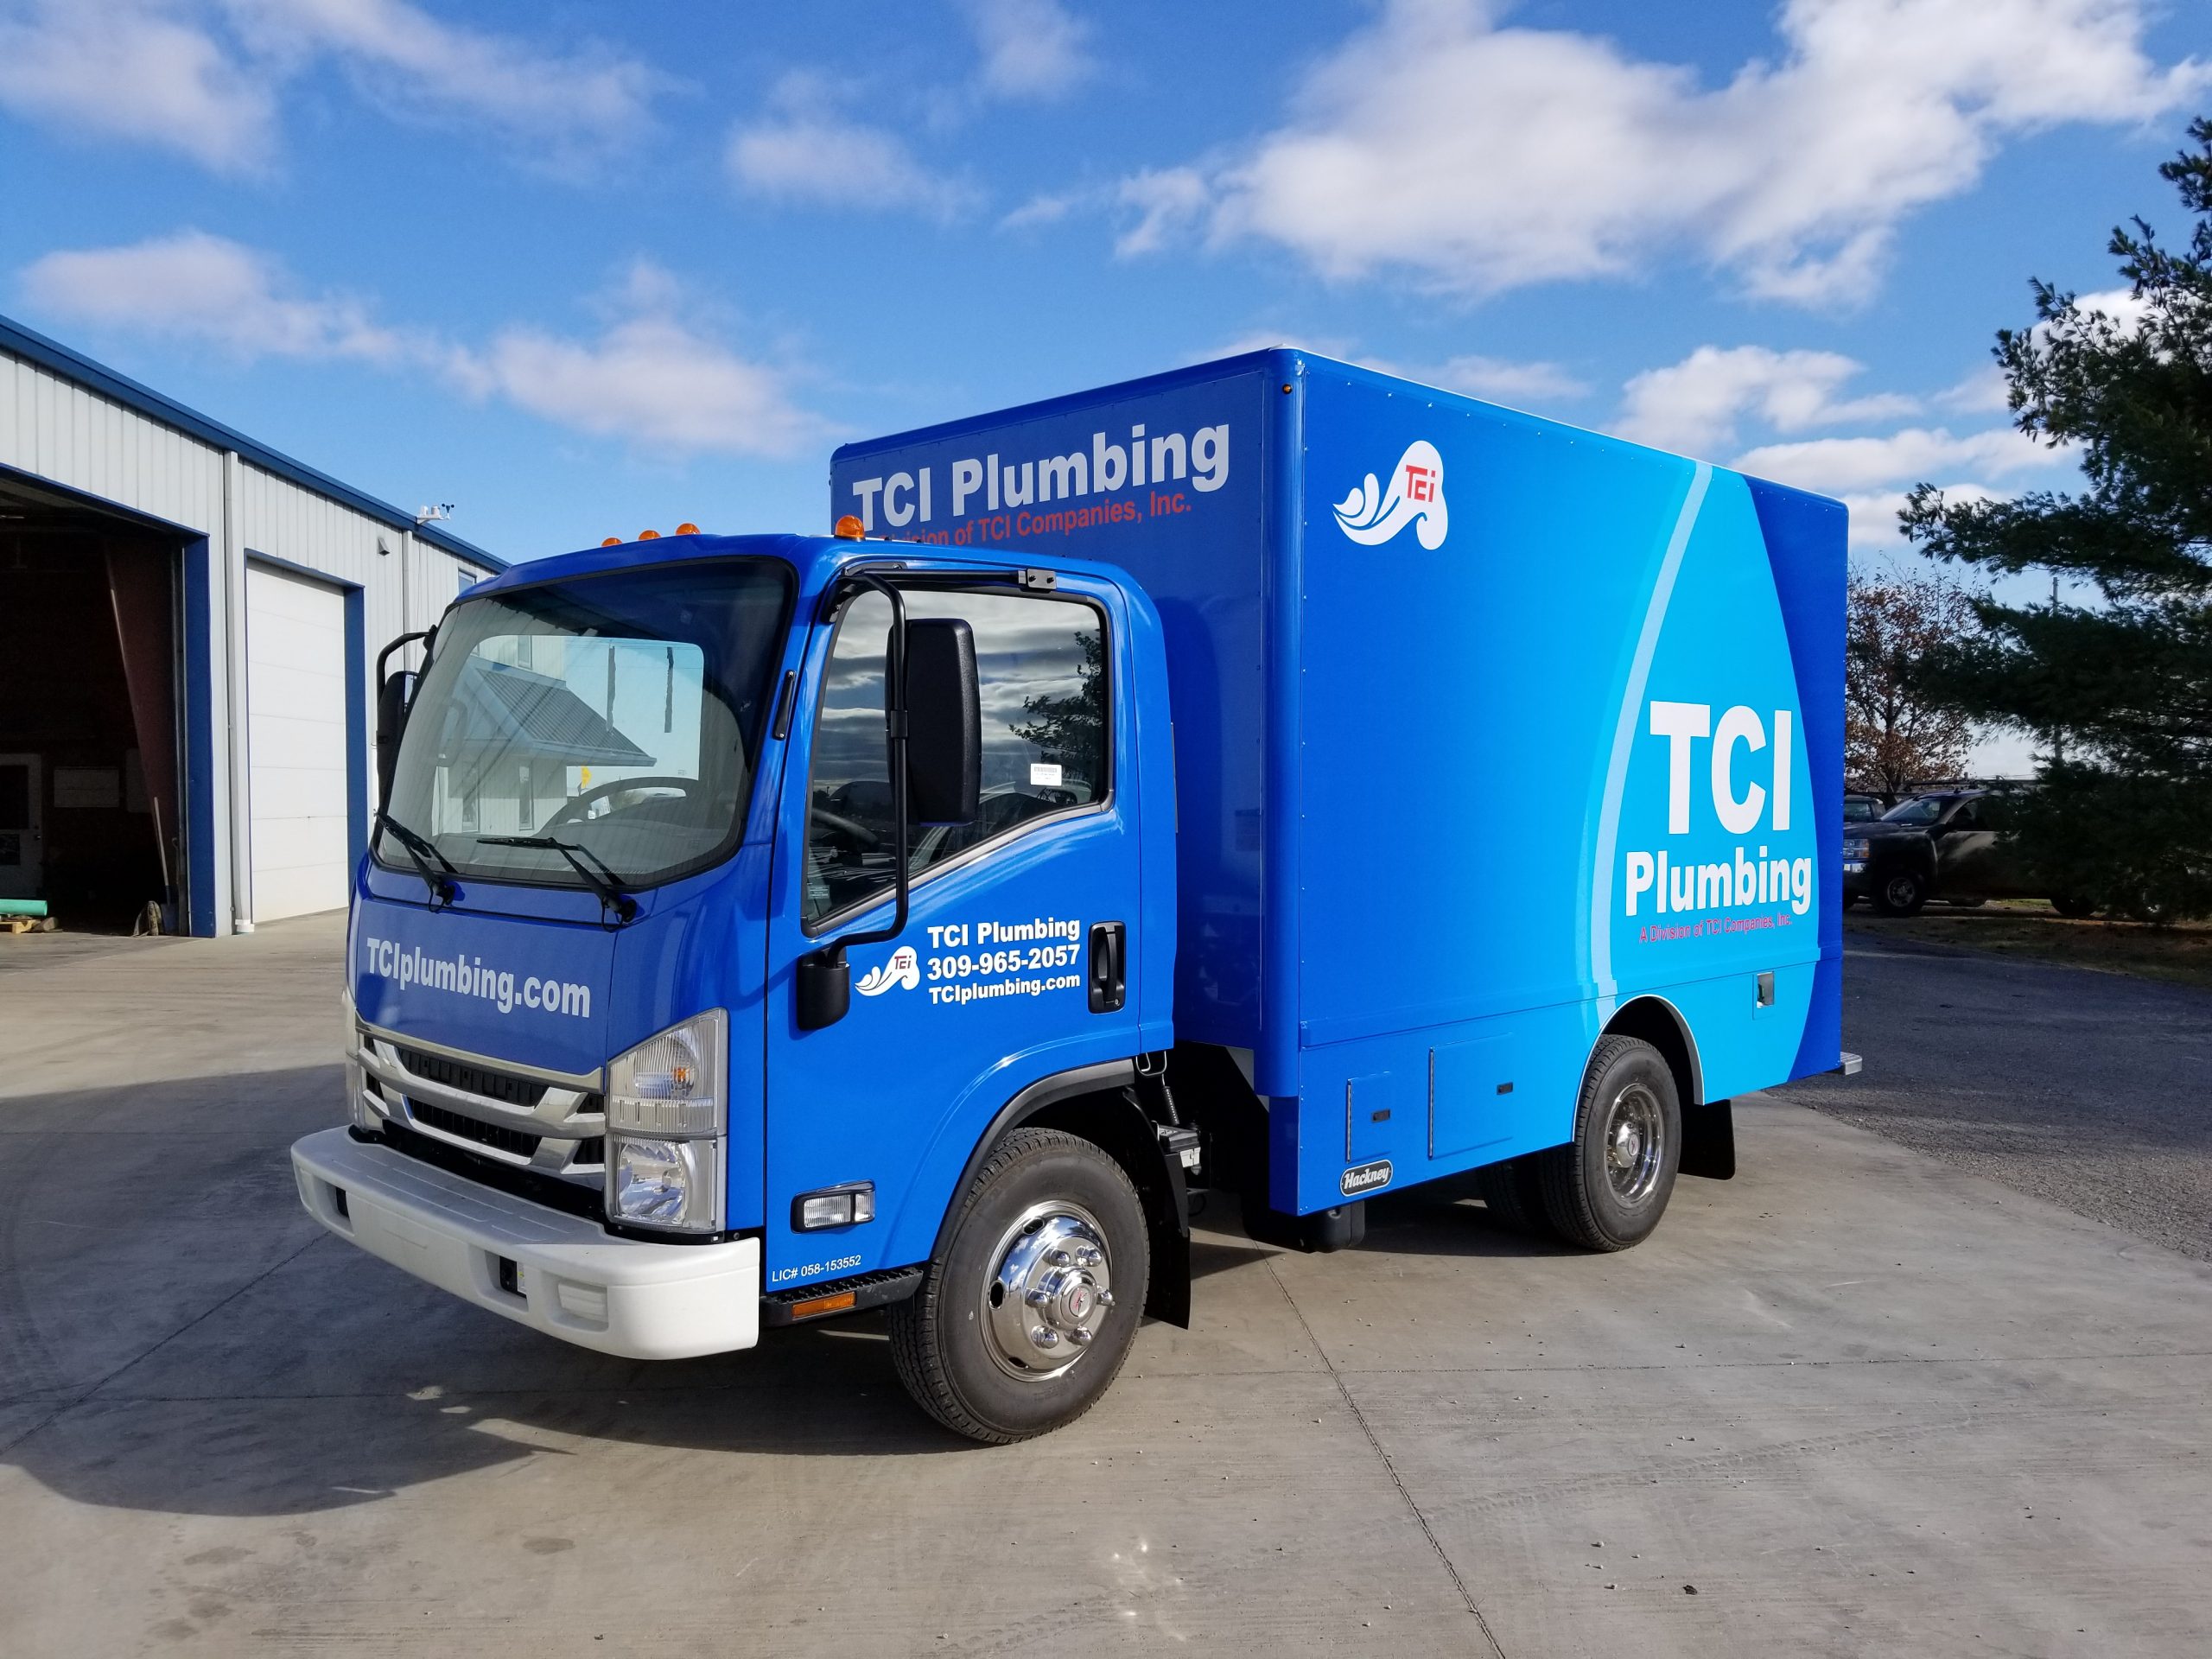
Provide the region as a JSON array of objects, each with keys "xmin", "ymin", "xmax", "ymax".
[
  {"xmin": 1332, "ymin": 440, "xmax": 1448, "ymax": 550},
  {"xmin": 856, "ymin": 945, "xmax": 920, "ymax": 996}
]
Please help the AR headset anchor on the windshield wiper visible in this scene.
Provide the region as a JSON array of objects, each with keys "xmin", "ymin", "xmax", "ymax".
[
  {"xmin": 377, "ymin": 813, "xmax": 457, "ymax": 905},
  {"xmin": 477, "ymin": 835, "xmax": 639, "ymax": 923}
]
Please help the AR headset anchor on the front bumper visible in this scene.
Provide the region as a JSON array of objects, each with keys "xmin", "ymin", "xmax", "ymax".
[{"xmin": 291, "ymin": 1128, "xmax": 760, "ymax": 1360}]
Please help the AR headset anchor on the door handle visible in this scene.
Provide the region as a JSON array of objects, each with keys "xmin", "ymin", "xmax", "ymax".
[{"xmin": 1088, "ymin": 921, "xmax": 1126, "ymax": 1014}]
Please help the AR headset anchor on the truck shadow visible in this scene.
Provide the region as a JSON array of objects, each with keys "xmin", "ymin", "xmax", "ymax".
[{"xmin": 1, "ymin": 1069, "xmax": 1575, "ymax": 1521}]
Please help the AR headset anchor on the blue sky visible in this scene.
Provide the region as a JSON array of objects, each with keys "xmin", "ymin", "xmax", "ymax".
[{"xmin": 2, "ymin": 0, "xmax": 2205, "ymax": 753}]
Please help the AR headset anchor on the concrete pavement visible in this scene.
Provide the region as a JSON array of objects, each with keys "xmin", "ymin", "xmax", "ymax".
[
  {"xmin": 1795, "ymin": 922, "xmax": 2212, "ymax": 1261},
  {"xmin": 1, "ymin": 917, "xmax": 2208, "ymax": 1656}
]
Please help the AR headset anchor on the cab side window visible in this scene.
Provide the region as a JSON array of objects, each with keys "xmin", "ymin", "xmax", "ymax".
[{"xmin": 804, "ymin": 588, "xmax": 1109, "ymax": 926}]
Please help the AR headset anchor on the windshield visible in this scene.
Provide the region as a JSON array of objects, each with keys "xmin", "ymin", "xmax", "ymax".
[
  {"xmin": 1880, "ymin": 795, "xmax": 1949, "ymax": 825},
  {"xmin": 377, "ymin": 559, "xmax": 791, "ymax": 892}
]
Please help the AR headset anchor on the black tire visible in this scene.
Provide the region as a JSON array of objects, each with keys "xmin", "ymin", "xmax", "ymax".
[
  {"xmin": 1474, "ymin": 1156, "xmax": 1553, "ymax": 1236},
  {"xmin": 887, "ymin": 1128, "xmax": 1148, "ymax": 1444},
  {"xmin": 1535, "ymin": 1035, "xmax": 1681, "ymax": 1251},
  {"xmin": 1872, "ymin": 869, "xmax": 1927, "ymax": 916},
  {"xmin": 2051, "ymin": 893, "xmax": 2098, "ymax": 919}
]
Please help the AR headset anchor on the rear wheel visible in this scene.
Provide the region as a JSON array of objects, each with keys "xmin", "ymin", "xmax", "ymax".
[
  {"xmin": 1536, "ymin": 1036, "xmax": 1681, "ymax": 1251},
  {"xmin": 1872, "ymin": 869, "xmax": 1927, "ymax": 916},
  {"xmin": 888, "ymin": 1128, "xmax": 1147, "ymax": 1444},
  {"xmin": 1474, "ymin": 1156, "xmax": 1553, "ymax": 1236}
]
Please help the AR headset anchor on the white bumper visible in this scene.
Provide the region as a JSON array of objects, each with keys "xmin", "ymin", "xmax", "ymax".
[{"xmin": 291, "ymin": 1128, "xmax": 759, "ymax": 1360}]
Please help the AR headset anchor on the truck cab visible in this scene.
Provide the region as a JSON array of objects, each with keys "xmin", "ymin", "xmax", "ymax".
[{"xmin": 297, "ymin": 531, "xmax": 1185, "ymax": 1442}]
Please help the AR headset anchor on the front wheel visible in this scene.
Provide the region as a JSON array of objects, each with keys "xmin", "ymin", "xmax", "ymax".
[
  {"xmin": 1536, "ymin": 1035, "xmax": 1681, "ymax": 1251},
  {"xmin": 888, "ymin": 1128, "xmax": 1148, "ymax": 1443}
]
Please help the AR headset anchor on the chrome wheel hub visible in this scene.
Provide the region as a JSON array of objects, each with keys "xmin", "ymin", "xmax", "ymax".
[
  {"xmin": 982, "ymin": 1202, "xmax": 1114, "ymax": 1382},
  {"xmin": 1602, "ymin": 1083, "xmax": 1664, "ymax": 1206}
]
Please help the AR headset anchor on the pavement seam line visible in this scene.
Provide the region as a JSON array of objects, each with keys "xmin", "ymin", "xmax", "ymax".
[
  {"xmin": 1266, "ymin": 1255, "xmax": 1508, "ymax": 1657},
  {"xmin": 0, "ymin": 1230, "xmax": 327, "ymax": 1458}
]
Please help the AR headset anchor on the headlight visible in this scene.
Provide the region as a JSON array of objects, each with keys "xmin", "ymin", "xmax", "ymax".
[
  {"xmin": 612, "ymin": 1137, "xmax": 720, "ymax": 1228},
  {"xmin": 606, "ymin": 1009, "xmax": 727, "ymax": 1233}
]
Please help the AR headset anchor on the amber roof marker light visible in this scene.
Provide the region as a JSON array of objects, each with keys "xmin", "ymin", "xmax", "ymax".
[
  {"xmin": 601, "ymin": 537, "xmax": 621, "ymax": 547},
  {"xmin": 639, "ymin": 529, "xmax": 661, "ymax": 540},
  {"xmin": 834, "ymin": 515, "xmax": 865, "ymax": 540},
  {"xmin": 676, "ymin": 522, "xmax": 701, "ymax": 536}
]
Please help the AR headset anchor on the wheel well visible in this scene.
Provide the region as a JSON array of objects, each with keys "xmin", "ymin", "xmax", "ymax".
[
  {"xmin": 1026, "ymin": 1088, "xmax": 1154, "ymax": 1173},
  {"xmin": 1604, "ymin": 997, "xmax": 1700, "ymax": 1106},
  {"xmin": 976, "ymin": 1084, "xmax": 1192, "ymax": 1328}
]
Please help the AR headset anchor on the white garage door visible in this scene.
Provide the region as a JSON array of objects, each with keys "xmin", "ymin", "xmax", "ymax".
[{"xmin": 246, "ymin": 563, "xmax": 350, "ymax": 921}]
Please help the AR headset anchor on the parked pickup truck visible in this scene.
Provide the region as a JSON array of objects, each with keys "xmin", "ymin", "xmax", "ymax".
[{"xmin": 1844, "ymin": 789, "xmax": 2025, "ymax": 915}]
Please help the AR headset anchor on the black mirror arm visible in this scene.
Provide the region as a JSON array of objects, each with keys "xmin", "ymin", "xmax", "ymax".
[{"xmin": 376, "ymin": 629, "xmax": 433, "ymax": 688}]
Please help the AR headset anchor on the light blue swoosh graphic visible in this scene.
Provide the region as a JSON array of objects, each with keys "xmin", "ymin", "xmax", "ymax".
[{"xmin": 1590, "ymin": 461, "xmax": 1711, "ymax": 1019}]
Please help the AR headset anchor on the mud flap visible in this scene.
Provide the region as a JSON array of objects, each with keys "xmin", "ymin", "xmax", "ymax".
[
  {"xmin": 1680, "ymin": 1097, "xmax": 1736, "ymax": 1180},
  {"xmin": 1143, "ymin": 1153, "xmax": 1192, "ymax": 1327}
]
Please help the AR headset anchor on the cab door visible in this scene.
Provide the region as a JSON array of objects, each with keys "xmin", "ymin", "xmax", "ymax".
[{"xmin": 760, "ymin": 575, "xmax": 1142, "ymax": 1290}]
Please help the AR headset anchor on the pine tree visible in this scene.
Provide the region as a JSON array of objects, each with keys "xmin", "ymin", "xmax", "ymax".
[{"xmin": 1902, "ymin": 118, "xmax": 2212, "ymax": 919}]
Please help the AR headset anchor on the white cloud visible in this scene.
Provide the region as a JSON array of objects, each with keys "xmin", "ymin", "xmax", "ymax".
[
  {"xmin": 1619, "ymin": 345, "xmax": 1920, "ymax": 454},
  {"xmin": 1422, "ymin": 353, "xmax": 1587, "ymax": 405},
  {"xmin": 0, "ymin": 1, "xmax": 276, "ymax": 171},
  {"xmin": 1115, "ymin": 168, "xmax": 1209, "ymax": 256},
  {"xmin": 1001, "ymin": 189, "xmax": 1084, "ymax": 230},
  {"xmin": 959, "ymin": 0, "xmax": 1095, "ymax": 100},
  {"xmin": 454, "ymin": 314, "xmax": 826, "ymax": 460},
  {"xmin": 19, "ymin": 230, "xmax": 412, "ymax": 361},
  {"xmin": 1935, "ymin": 365, "xmax": 2012, "ymax": 414},
  {"xmin": 221, "ymin": 0, "xmax": 663, "ymax": 164},
  {"xmin": 19, "ymin": 234, "xmax": 826, "ymax": 458},
  {"xmin": 728, "ymin": 74, "xmax": 976, "ymax": 218},
  {"xmin": 0, "ymin": 0, "xmax": 660, "ymax": 173},
  {"xmin": 1137, "ymin": 0, "xmax": 2205, "ymax": 305},
  {"xmin": 1734, "ymin": 424, "xmax": 2063, "ymax": 496}
]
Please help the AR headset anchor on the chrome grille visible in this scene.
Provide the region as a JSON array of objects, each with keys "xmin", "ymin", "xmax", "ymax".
[
  {"xmin": 356, "ymin": 1026, "xmax": 605, "ymax": 1187},
  {"xmin": 392, "ymin": 1044, "xmax": 548, "ymax": 1109}
]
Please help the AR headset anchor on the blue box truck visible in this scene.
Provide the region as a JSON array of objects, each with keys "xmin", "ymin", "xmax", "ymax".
[{"xmin": 293, "ymin": 349, "xmax": 1848, "ymax": 1442}]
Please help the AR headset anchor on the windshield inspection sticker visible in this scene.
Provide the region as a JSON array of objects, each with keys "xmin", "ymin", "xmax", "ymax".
[
  {"xmin": 856, "ymin": 946, "xmax": 921, "ymax": 996},
  {"xmin": 1333, "ymin": 440, "xmax": 1447, "ymax": 550}
]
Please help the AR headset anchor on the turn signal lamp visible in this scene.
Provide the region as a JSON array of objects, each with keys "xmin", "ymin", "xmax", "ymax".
[
  {"xmin": 639, "ymin": 529, "xmax": 661, "ymax": 540},
  {"xmin": 601, "ymin": 537, "xmax": 621, "ymax": 547},
  {"xmin": 834, "ymin": 514, "xmax": 864, "ymax": 539},
  {"xmin": 789, "ymin": 1289, "xmax": 857, "ymax": 1320},
  {"xmin": 676, "ymin": 522, "xmax": 701, "ymax": 536}
]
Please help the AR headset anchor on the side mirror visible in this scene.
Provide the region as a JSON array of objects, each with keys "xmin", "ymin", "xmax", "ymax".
[
  {"xmin": 903, "ymin": 618, "xmax": 981, "ymax": 826},
  {"xmin": 375, "ymin": 670, "xmax": 418, "ymax": 804}
]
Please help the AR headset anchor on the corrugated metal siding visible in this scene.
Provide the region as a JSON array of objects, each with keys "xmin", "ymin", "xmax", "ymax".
[{"xmin": 1, "ymin": 350, "xmax": 223, "ymax": 534}]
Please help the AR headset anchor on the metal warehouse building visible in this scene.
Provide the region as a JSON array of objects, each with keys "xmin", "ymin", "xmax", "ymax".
[{"xmin": 0, "ymin": 315, "xmax": 504, "ymax": 938}]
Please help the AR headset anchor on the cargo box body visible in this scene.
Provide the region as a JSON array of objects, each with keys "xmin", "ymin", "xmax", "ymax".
[{"xmin": 835, "ymin": 350, "xmax": 1845, "ymax": 1216}]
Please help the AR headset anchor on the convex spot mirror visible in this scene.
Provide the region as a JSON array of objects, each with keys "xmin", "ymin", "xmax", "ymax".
[{"xmin": 899, "ymin": 617, "xmax": 981, "ymax": 826}]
